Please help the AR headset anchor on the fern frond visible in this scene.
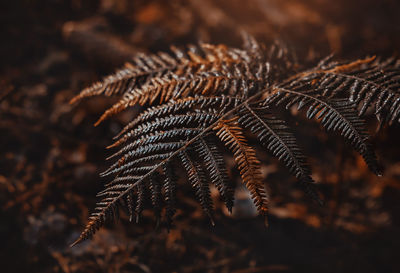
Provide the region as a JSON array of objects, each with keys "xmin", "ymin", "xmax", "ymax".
[{"xmin": 70, "ymin": 35, "xmax": 399, "ymax": 246}]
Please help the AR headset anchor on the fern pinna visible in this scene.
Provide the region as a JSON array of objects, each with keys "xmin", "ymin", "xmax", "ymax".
[{"xmin": 70, "ymin": 33, "xmax": 400, "ymax": 246}]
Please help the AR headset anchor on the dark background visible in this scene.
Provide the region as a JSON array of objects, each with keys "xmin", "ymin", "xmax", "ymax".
[{"xmin": 1, "ymin": 0, "xmax": 400, "ymax": 272}]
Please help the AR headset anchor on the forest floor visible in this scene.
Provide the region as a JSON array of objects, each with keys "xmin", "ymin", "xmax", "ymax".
[{"xmin": 1, "ymin": 1, "xmax": 400, "ymax": 272}]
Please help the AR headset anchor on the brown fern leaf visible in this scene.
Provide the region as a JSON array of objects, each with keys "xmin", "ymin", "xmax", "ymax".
[
  {"xmin": 70, "ymin": 34, "xmax": 400, "ymax": 246},
  {"xmin": 214, "ymin": 117, "xmax": 269, "ymax": 216},
  {"xmin": 93, "ymin": 73, "xmax": 244, "ymax": 126},
  {"xmin": 70, "ymin": 42, "xmax": 249, "ymax": 105},
  {"xmin": 93, "ymin": 61, "xmax": 267, "ymax": 126}
]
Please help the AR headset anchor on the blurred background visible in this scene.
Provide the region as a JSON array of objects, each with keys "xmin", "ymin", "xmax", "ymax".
[{"xmin": 1, "ymin": 0, "xmax": 400, "ymax": 272}]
